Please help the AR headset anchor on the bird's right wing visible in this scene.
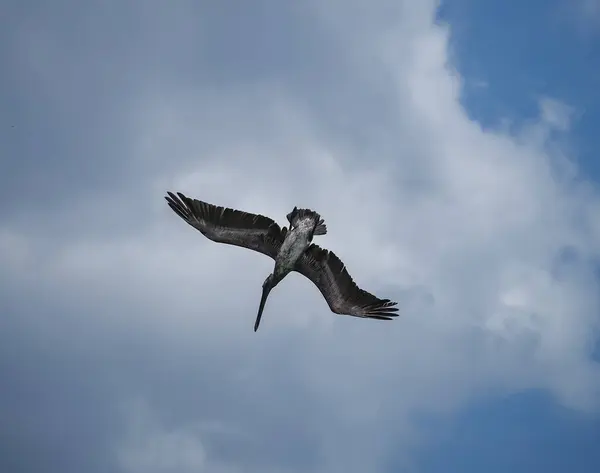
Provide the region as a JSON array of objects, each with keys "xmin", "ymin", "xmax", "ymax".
[
  {"xmin": 294, "ymin": 244, "xmax": 399, "ymax": 320},
  {"xmin": 165, "ymin": 191, "xmax": 286, "ymax": 260}
]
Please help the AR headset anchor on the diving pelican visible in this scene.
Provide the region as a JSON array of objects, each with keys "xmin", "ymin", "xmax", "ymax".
[{"xmin": 165, "ymin": 192, "xmax": 399, "ymax": 331}]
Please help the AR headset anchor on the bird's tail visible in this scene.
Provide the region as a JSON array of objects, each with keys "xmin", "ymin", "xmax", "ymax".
[
  {"xmin": 286, "ymin": 207, "xmax": 327, "ymax": 236},
  {"xmin": 314, "ymin": 219, "xmax": 327, "ymax": 236}
]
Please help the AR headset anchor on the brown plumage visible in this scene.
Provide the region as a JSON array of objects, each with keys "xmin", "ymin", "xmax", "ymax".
[
  {"xmin": 165, "ymin": 191, "xmax": 287, "ymax": 259},
  {"xmin": 165, "ymin": 191, "xmax": 399, "ymax": 330},
  {"xmin": 295, "ymin": 245, "xmax": 399, "ymax": 320}
]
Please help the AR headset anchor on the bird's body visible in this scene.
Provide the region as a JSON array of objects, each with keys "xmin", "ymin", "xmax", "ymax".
[
  {"xmin": 273, "ymin": 209, "xmax": 322, "ymax": 279},
  {"xmin": 273, "ymin": 227, "xmax": 311, "ymax": 280},
  {"xmin": 165, "ymin": 191, "xmax": 398, "ymax": 331}
]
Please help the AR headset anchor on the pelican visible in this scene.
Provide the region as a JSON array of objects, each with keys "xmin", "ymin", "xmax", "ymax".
[{"xmin": 165, "ymin": 191, "xmax": 399, "ymax": 331}]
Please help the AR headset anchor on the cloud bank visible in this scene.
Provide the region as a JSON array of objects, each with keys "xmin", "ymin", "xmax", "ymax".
[{"xmin": 2, "ymin": 1, "xmax": 599, "ymax": 472}]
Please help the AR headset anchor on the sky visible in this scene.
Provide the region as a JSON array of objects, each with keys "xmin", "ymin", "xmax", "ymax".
[{"xmin": 1, "ymin": 1, "xmax": 600, "ymax": 472}]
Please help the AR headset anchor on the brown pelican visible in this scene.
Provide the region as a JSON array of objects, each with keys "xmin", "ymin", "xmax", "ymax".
[{"xmin": 165, "ymin": 191, "xmax": 399, "ymax": 331}]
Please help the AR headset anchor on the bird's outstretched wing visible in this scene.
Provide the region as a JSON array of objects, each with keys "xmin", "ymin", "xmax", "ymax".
[
  {"xmin": 165, "ymin": 191, "xmax": 286, "ymax": 260},
  {"xmin": 294, "ymin": 244, "xmax": 399, "ymax": 320}
]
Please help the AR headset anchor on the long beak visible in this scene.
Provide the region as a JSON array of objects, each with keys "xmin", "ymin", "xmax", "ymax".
[{"xmin": 254, "ymin": 283, "xmax": 272, "ymax": 332}]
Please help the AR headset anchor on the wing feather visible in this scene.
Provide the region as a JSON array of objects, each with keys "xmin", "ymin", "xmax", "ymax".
[
  {"xmin": 294, "ymin": 244, "xmax": 399, "ymax": 320},
  {"xmin": 165, "ymin": 191, "xmax": 284, "ymax": 260}
]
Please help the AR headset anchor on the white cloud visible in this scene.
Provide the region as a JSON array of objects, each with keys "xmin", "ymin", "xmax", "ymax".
[
  {"xmin": 118, "ymin": 401, "xmax": 259, "ymax": 473},
  {"xmin": 3, "ymin": 0, "xmax": 600, "ymax": 471},
  {"xmin": 539, "ymin": 96, "xmax": 574, "ymax": 132},
  {"xmin": 118, "ymin": 401, "xmax": 209, "ymax": 473}
]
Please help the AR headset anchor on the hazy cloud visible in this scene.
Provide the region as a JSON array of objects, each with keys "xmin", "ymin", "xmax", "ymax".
[{"xmin": 2, "ymin": 1, "xmax": 600, "ymax": 472}]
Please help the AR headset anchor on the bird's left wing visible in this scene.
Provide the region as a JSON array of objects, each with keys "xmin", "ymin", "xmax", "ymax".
[
  {"xmin": 165, "ymin": 191, "xmax": 286, "ymax": 260},
  {"xmin": 294, "ymin": 244, "xmax": 399, "ymax": 320}
]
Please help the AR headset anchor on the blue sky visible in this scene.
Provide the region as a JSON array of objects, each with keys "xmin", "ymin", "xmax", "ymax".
[
  {"xmin": 441, "ymin": 0, "xmax": 600, "ymax": 179},
  {"xmin": 2, "ymin": 1, "xmax": 600, "ymax": 472},
  {"xmin": 423, "ymin": 2, "xmax": 600, "ymax": 472}
]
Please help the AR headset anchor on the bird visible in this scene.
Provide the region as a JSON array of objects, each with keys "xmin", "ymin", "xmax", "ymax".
[{"xmin": 165, "ymin": 191, "xmax": 399, "ymax": 331}]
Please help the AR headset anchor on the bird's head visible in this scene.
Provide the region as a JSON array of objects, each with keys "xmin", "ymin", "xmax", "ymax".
[
  {"xmin": 263, "ymin": 274, "xmax": 274, "ymax": 288},
  {"xmin": 263, "ymin": 273, "xmax": 283, "ymax": 289}
]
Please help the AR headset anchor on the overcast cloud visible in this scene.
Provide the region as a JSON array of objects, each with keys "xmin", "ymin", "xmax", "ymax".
[{"xmin": 2, "ymin": 1, "xmax": 600, "ymax": 472}]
